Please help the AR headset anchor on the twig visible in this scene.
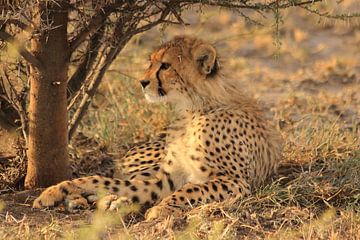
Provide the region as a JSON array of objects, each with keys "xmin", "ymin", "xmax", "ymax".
[
  {"xmin": 0, "ymin": 67, "xmax": 28, "ymax": 144},
  {"xmin": 300, "ymin": 5, "xmax": 360, "ymax": 20},
  {"xmin": 68, "ymin": 5, "xmax": 114, "ymax": 54},
  {"xmin": 67, "ymin": 25, "xmax": 106, "ymax": 100},
  {"xmin": 0, "ymin": 19, "xmax": 29, "ymax": 31},
  {"xmin": 176, "ymin": 0, "xmax": 324, "ymax": 10},
  {"xmin": 68, "ymin": 43, "xmax": 123, "ymax": 140}
]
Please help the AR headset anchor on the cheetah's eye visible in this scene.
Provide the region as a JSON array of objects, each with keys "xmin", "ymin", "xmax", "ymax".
[{"xmin": 160, "ymin": 62, "xmax": 171, "ymax": 70}]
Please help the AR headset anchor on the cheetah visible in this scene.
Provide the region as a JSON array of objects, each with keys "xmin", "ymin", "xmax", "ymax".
[{"xmin": 33, "ymin": 36, "xmax": 283, "ymax": 220}]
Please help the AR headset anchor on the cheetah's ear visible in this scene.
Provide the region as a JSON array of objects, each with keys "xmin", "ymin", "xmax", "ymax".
[{"xmin": 192, "ymin": 43, "xmax": 217, "ymax": 76}]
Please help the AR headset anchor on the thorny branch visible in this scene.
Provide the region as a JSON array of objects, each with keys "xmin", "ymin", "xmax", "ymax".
[{"xmin": 0, "ymin": 19, "xmax": 29, "ymax": 30}]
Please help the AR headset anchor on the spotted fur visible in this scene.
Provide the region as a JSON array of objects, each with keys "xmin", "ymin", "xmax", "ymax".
[{"xmin": 33, "ymin": 36, "xmax": 283, "ymax": 220}]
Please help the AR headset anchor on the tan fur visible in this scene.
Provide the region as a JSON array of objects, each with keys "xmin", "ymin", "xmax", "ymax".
[{"xmin": 33, "ymin": 36, "xmax": 283, "ymax": 220}]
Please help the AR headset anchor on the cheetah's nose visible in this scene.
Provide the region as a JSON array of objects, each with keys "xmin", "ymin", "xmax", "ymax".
[{"xmin": 140, "ymin": 80, "xmax": 150, "ymax": 88}]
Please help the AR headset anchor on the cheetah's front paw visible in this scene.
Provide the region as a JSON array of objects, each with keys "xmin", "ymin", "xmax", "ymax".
[
  {"xmin": 145, "ymin": 205, "xmax": 182, "ymax": 221},
  {"xmin": 97, "ymin": 195, "xmax": 131, "ymax": 211}
]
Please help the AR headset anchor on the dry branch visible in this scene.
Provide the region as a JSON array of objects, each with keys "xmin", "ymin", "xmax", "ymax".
[
  {"xmin": 0, "ymin": 19, "xmax": 29, "ymax": 30},
  {"xmin": 68, "ymin": 5, "xmax": 115, "ymax": 54}
]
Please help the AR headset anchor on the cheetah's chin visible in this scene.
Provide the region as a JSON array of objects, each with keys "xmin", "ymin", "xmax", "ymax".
[{"xmin": 144, "ymin": 93, "xmax": 166, "ymax": 103}]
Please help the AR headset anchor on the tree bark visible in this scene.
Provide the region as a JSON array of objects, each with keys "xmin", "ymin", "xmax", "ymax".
[{"xmin": 25, "ymin": 1, "xmax": 70, "ymax": 188}]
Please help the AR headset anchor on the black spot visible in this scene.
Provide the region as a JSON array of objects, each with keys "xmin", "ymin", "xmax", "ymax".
[
  {"xmin": 112, "ymin": 186, "xmax": 119, "ymax": 192},
  {"xmin": 205, "ymin": 140, "xmax": 210, "ymax": 146},
  {"xmin": 144, "ymin": 180, "xmax": 150, "ymax": 185},
  {"xmin": 144, "ymin": 201, "xmax": 151, "ymax": 207},
  {"xmin": 204, "ymin": 185, "xmax": 209, "ymax": 192},
  {"xmin": 153, "ymin": 166, "xmax": 160, "ymax": 171},
  {"xmin": 60, "ymin": 187, "xmax": 69, "ymax": 195},
  {"xmin": 154, "ymin": 153, "xmax": 161, "ymax": 158},
  {"xmin": 221, "ymin": 184, "xmax": 229, "ymax": 192},
  {"xmin": 132, "ymin": 196, "xmax": 140, "ymax": 203},
  {"xmin": 125, "ymin": 180, "xmax": 131, "ymax": 186},
  {"xmin": 115, "ymin": 179, "xmax": 121, "ymax": 185},
  {"xmin": 151, "ymin": 192, "xmax": 158, "ymax": 201},
  {"xmin": 200, "ymin": 166, "xmax": 207, "ymax": 172},
  {"xmin": 193, "ymin": 187, "xmax": 200, "ymax": 192},
  {"xmin": 219, "ymin": 194, "xmax": 224, "ymax": 200},
  {"xmin": 186, "ymin": 188, "xmax": 193, "ymax": 193},
  {"xmin": 212, "ymin": 183, "xmax": 218, "ymax": 192},
  {"xmin": 179, "ymin": 196, "xmax": 185, "ymax": 201},
  {"xmin": 156, "ymin": 180, "xmax": 163, "ymax": 190},
  {"xmin": 92, "ymin": 179, "xmax": 99, "ymax": 184},
  {"xmin": 130, "ymin": 185, "xmax": 138, "ymax": 192},
  {"xmin": 104, "ymin": 180, "xmax": 111, "ymax": 186},
  {"xmin": 168, "ymin": 178, "xmax": 175, "ymax": 191},
  {"xmin": 190, "ymin": 199, "xmax": 196, "ymax": 205},
  {"xmin": 141, "ymin": 172, "xmax": 151, "ymax": 177}
]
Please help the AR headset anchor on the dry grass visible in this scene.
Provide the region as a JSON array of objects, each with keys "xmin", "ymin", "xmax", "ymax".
[{"xmin": 1, "ymin": 3, "xmax": 360, "ymax": 240}]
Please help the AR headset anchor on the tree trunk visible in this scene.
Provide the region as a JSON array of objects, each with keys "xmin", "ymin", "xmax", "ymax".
[{"xmin": 25, "ymin": 1, "xmax": 70, "ymax": 188}]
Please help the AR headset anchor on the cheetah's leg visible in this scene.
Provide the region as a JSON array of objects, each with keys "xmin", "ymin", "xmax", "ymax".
[
  {"xmin": 145, "ymin": 176, "xmax": 251, "ymax": 220},
  {"xmin": 33, "ymin": 174, "xmax": 176, "ymax": 211}
]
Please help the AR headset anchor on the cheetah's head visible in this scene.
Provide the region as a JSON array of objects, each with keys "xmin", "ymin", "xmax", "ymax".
[{"xmin": 139, "ymin": 36, "xmax": 220, "ymax": 108}]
